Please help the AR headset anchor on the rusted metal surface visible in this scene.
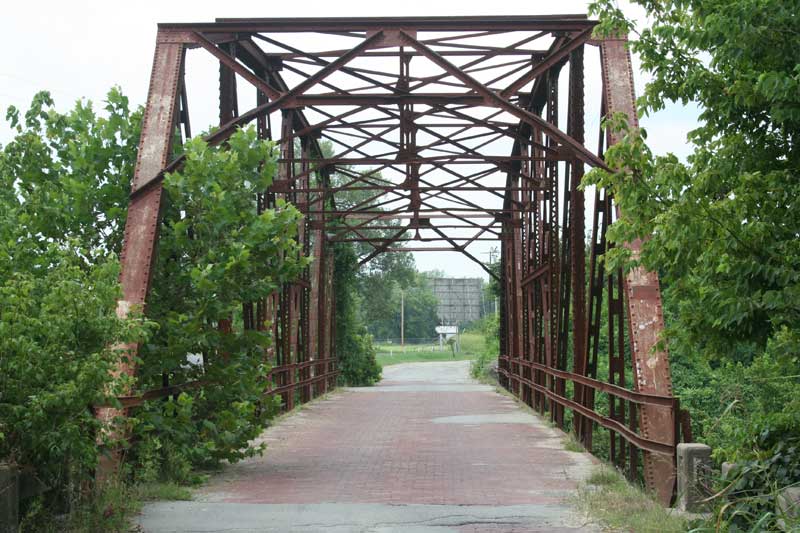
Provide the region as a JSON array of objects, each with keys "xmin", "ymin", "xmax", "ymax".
[
  {"xmin": 107, "ymin": 15, "xmax": 681, "ymax": 505},
  {"xmin": 95, "ymin": 30, "xmax": 185, "ymax": 480},
  {"xmin": 601, "ymin": 36, "xmax": 676, "ymax": 505},
  {"xmin": 497, "ymin": 359, "xmax": 678, "ymax": 456}
]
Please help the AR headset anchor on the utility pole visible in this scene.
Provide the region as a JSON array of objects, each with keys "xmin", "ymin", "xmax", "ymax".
[
  {"xmin": 400, "ymin": 289, "xmax": 405, "ymax": 348},
  {"xmin": 483, "ymin": 247, "xmax": 500, "ymax": 317}
]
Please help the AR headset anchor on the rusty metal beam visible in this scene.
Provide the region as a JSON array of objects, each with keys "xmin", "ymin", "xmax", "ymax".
[
  {"xmin": 601, "ymin": 36, "xmax": 676, "ymax": 505},
  {"xmin": 398, "ymin": 31, "xmax": 608, "ymax": 171},
  {"xmin": 96, "ymin": 30, "xmax": 185, "ymax": 479},
  {"xmin": 501, "ymin": 27, "xmax": 593, "ymax": 97},
  {"xmin": 161, "ymin": 15, "xmax": 597, "ymax": 33}
]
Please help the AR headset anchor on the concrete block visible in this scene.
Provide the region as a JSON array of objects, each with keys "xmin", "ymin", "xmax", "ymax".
[
  {"xmin": 777, "ymin": 486, "xmax": 800, "ymax": 531},
  {"xmin": 0, "ymin": 464, "xmax": 18, "ymax": 533},
  {"xmin": 720, "ymin": 461, "xmax": 735, "ymax": 480},
  {"xmin": 677, "ymin": 443, "xmax": 712, "ymax": 512}
]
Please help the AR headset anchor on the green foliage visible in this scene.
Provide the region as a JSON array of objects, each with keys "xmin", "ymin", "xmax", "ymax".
[
  {"xmin": 484, "ymin": 261, "xmax": 501, "ymax": 300},
  {"xmin": 676, "ymin": 332, "xmax": 800, "ymax": 462},
  {"xmin": 458, "ymin": 331, "xmax": 487, "ymax": 356},
  {"xmin": 132, "ymin": 127, "xmax": 306, "ymax": 477},
  {"xmin": 470, "ymin": 314, "xmax": 499, "ymax": 380},
  {"xmin": 401, "ymin": 278, "xmax": 439, "ymax": 340},
  {"xmin": 674, "ymin": 335, "xmax": 800, "ymax": 530},
  {"xmin": 0, "ymin": 259, "xmax": 144, "ymax": 486},
  {"xmin": 0, "ymin": 90, "xmax": 148, "ymax": 491},
  {"xmin": 20, "ymin": 482, "xmax": 139, "ymax": 533},
  {"xmin": 587, "ymin": 0, "xmax": 800, "ymax": 528},
  {"xmin": 2, "ymin": 88, "xmax": 140, "ymax": 263},
  {"xmin": 586, "ymin": 0, "xmax": 800, "ymax": 362},
  {"xmin": 334, "ymin": 242, "xmax": 381, "ymax": 386},
  {"xmin": 0, "ymin": 89, "xmax": 307, "ymax": 520},
  {"xmin": 19, "ymin": 480, "xmax": 191, "ymax": 533},
  {"xmin": 715, "ymin": 430, "xmax": 800, "ymax": 531},
  {"xmin": 357, "ymin": 263, "xmax": 438, "ymax": 340}
]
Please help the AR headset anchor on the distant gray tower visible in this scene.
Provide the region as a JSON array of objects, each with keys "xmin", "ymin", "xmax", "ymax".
[{"xmin": 428, "ymin": 277, "xmax": 485, "ymax": 326}]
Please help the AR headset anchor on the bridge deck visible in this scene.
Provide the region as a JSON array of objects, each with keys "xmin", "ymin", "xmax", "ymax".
[{"xmin": 138, "ymin": 361, "xmax": 598, "ymax": 532}]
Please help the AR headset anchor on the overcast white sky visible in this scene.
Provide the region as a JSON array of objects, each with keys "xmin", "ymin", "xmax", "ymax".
[{"xmin": 0, "ymin": 0, "xmax": 700, "ymax": 279}]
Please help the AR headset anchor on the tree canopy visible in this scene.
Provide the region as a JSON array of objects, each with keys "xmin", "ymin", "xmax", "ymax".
[
  {"xmin": 587, "ymin": 1, "xmax": 799, "ymax": 527},
  {"xmin": 587, "ymin": 0, "xmax": 799, "ymax": 361},
  {"xmin": 0, "ymin": 90, "xmax": 306, "ymax": 498}
]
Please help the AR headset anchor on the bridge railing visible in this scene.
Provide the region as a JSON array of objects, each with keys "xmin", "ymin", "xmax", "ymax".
[
  {"xmin": 108, "ymin": 359, "xmax": 339, "ymax": 411},
  {"xmin": 498, "ymin": 354, "xmax": 691, "ymax": 490},
  {"xmin": 268, "ymin": 359, "xmax": 339, "ymax": 402}
]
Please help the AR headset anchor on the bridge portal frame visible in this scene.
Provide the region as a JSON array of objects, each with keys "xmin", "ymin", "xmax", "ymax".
[{"xmin": 100, "ymin": 15, "xmax": 683, "ymax": 505}]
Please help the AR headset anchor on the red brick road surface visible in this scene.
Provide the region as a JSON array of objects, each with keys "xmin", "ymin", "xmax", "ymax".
[{"xmin": 139, "ymin": 361, "xmax": 598, "ymax": 532}]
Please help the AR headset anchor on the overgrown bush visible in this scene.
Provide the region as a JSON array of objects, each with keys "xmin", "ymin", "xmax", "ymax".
[
  {"xmin": 714, "ymin": 428, "xmax": 800, "ymax": 531},
  {"xmin": 0, "ymin": 90, "xmax": 146, "ymax": 493},
  {"xmin": 334, "ymin": 243, "xmax": 381, "ymax": 386},
  {"xmin": 0, "ymin": 257, "xmax": 145, "ymax": 489},
  {"xmin": 673, "ymin": 329, "xmax": 800, "ymax": 530},
  {"xmin": 129, "ymin": 128, "xmax": 307, "ymax": 479},
  {"xmin": 0, "ymin": 90, "xmax": 307, "ymax": 506},
  {"xmin": 470, "ymin": 313, "xmax": 499, "ymax": 380}
]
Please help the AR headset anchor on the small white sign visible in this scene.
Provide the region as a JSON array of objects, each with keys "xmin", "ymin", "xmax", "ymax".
[{"xmin": 435, "ymin": 326, "xmax": 458, "ymax": 334}]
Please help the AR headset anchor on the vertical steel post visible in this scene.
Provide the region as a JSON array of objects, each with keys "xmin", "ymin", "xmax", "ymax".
[
  {"xmin": 278, "ymin": 111, "xmax": 297, "ymax": 410},
  {"xmin": 298, "ymin": 138, "xmax": 311, "ymax": 403},
  {"xmin": 95, "ymin": 29, "xmax": 185, "ymax": 479},
  {"xmin": 497, "ymin": 231, "xmax": 509, "ymax": 390},
  {"xmin": 325, "ymin": 249, "xmax": 336, "ymax": 391},
  {"xmin": 601, "ymin": 36, "xmax": 676, "ymax": 505},
  {"xmin": 308, "ymin": 168, "xmax": 324, "ymax": 398},
  {"xmin": 568, "ymin": 46, "xmax": 587, "ymax": 424}
]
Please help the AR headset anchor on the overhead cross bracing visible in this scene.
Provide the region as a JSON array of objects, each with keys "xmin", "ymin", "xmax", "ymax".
[
  {"xmin": 133, "ymin": 15, "xmax": 608, "ymax": 279},
  {"xmin": 103, "ymin": 15, "xmax": 686, "ymax": 507}
]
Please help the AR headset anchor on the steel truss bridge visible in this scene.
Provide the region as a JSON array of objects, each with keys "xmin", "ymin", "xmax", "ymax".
[{"xmin": 98, "ymin": 15, "xmax": 688, "ymax": 505}]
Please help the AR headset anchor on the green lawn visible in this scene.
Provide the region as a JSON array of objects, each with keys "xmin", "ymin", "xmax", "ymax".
[{"xmin": 376, "ymin": 332, "xmax": 484, "ymax": 367}]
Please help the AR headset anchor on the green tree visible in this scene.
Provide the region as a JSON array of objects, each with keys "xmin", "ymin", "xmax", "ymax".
[
  {"xmin": 401, "ymin": 275, "xmax": 439, "ymax": 340},
  {"xmin": 132, "ymin": 128, "xmax": 307, "ymax": 477},
  {"xmin": 360, "ymin": 272, "xmax": 439, "ymax": 341},
  {"xmin": 0, "ymin": 90, "xmax": 147, "ymax": 490},
  {"xmin": 333, "ymin": 243, "xmax": 381, "ymax": 386},
  {"xmin": 2, "ymin": 89, "xmax": 140, "ymax": 266},
  {"xmin": 587, "ymin": 0, "xmax": 799, "ymax": 363},
  {"xmin": 357, "ymin": 254, "xmax": 417, "ymax": 339},
  {"xmin": 0, "ymin": 90, "xmax": 307, "ymax": 500},
  {"xmin": 587, "ymin": 2, "xmax": 799, "ymax": 528}
]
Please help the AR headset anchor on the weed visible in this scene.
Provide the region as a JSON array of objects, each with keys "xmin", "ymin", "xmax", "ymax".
[
  {"xmin": 585, "ymin": 466, "xmax": 619, "ymax": 487},
  {"xmin": 17, "ymin": 478, "xmax": 194, "ymax": 532},
  {"xmin": 20, "ymin": 482, "xmax": 141, "ymax": 533},
  {"xmin": 563, "ymin": 436, "xmax": 586, "ymax": 453},
  {"xmin": 134, "ymin": 482, "xmax": 193, "ymax": 502},
  {"xmin": 575, "ymin": 465, "xmax": 688, "ymax": 533}
]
